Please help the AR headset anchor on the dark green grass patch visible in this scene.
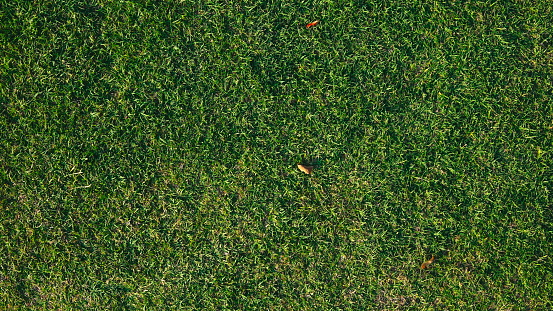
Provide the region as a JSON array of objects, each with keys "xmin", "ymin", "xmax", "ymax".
[{"xmin": 1, "ymin": 0, "xmax": 552, "ymax": 309}]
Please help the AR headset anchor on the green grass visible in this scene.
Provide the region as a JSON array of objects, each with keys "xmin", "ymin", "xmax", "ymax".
[{"xmin": 1, "ymin": 0, "xmax": 552, "ymax": 309}]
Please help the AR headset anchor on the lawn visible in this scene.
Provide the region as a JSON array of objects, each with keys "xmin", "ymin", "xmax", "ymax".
[{"xmin": 1, "ymin": 0, "xmax": 552, "ymax": 309}]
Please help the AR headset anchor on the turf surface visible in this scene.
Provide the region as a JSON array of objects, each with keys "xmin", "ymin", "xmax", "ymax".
[{"xmin": 1, "ymin": 0, "xmax": 552, "ymax": 309}]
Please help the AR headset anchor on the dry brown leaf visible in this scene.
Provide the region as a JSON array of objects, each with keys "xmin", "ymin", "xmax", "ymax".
[
  {"xmin": 306, "ymin": 20, "xmax": 320, "ymax": 28},
  {"xmin": 420, "ymin": 255, "xmax": 435, "ymax": 269},
  {"xmin": 297, "ymin": 164, "xmax": 314, "ymax": 174}
]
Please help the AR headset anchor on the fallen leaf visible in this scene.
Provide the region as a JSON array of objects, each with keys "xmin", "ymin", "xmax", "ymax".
[
  {"xmin": 298, "ymin": 164, "xmax": 314, "ymax": 174},
  {"xmin": 306, "ymin": 20, "xmax": 320, "ymax": 28},
  {"xmin": 420, "ymin": 255, "xmax": 435, "ymax": 269}
]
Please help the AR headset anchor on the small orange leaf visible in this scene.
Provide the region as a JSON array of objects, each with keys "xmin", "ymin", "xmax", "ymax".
[
  {"xmin": 420, "ymin": 255, "xmax": 435, "ymax": 269},
  {"xmin": 298, "ymin": 164, "xmax": 314, "ymax": 174},
  {"xmin": 306, "ymin": 20, "xmax": 320, "ymax": 28}
]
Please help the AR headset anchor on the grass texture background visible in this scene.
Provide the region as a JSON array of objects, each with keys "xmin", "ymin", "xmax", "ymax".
[{"xmin": 1, "ymin": 0, "xmax": 552, "ymax": 309}]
